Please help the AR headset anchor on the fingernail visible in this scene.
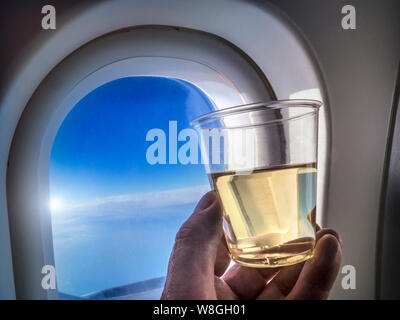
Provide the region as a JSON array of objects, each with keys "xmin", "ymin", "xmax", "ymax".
[
  {"xmin": 320, "ymin": 234, "xmax": 341, "ymax": 258},
  {"xmin": 317, "ymin": 229, "xmax": 343, "ymax": 248}
]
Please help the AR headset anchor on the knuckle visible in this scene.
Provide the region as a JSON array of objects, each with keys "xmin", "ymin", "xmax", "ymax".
[{"xmin": 175, "ymin": 225, "xmax": 196, "ymax": 242}]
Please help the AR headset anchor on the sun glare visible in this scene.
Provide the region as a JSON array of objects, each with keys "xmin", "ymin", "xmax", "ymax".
[{"xmin": 49, "ymin": 198, "xmax": 64, "ymax": 212}]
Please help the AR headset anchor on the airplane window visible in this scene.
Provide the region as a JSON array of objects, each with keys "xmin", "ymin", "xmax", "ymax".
[{"xmin": 49, "ymin": 76, "xmax": 215, "ymax": 299}]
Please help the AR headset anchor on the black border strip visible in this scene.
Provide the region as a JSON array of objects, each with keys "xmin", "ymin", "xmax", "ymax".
[{"xmin": 375, "ymin": 61, "xmax": 400, "ymax": 299}]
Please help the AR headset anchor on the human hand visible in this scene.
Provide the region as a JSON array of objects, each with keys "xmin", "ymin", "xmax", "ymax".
[{"xmin": 161, "ymin": 191, "xmax": 342, "ymax": 300}]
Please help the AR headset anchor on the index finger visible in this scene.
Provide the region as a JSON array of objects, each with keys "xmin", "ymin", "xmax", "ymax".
[
  {"xmin": 286, "ymin": 233, "xmax": 342, "ymax": 300},
  {"xmin": 222, "ymin": 263, "xmax": 279, "ymax": 299}
]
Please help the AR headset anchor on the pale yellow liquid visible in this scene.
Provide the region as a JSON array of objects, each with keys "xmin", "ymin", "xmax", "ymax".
[{"xmin": 211, "ymin": 163, "xmax": 317, "ymax": 268}]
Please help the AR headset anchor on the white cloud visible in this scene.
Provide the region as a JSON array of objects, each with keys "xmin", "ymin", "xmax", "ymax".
[
  {"xmin": 52, "ymin": 184, "xmax": 211, "ymax": 222},
  {"xmin": 71, "ymin": 185, "xmax": 209, "ymax": 209}
]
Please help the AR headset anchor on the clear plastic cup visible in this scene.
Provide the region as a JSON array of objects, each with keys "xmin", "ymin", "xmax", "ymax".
[{"xmin": 191, "ymin": 100, "xmax": 321, "ymax": 268}]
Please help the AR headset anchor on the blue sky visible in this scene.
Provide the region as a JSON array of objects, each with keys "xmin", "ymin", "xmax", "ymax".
[{"xmin": 50, "ymin": 77, "xmax": 214, "ymax": 296}]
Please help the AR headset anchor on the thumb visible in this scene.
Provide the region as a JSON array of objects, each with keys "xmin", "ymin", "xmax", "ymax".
[
  {"xmin": 161, "ymin": 191, "xmax": 223, "ymax": 299},
  {"xmin": 177, "ymin": 191, "xmax": 223, "ymax": 249}
]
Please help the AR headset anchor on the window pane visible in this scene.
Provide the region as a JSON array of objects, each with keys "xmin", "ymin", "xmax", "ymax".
[{"xmin": 50, "ymin": 77, "xmax": 214, "ymax": 299}]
